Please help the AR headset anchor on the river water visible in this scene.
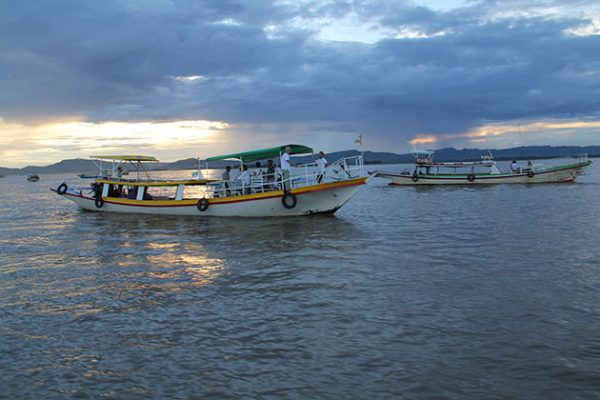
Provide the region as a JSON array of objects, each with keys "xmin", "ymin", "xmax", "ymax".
[{"xmin": 1, "ymin": 160, "xmax": 599, "ymax": 399}]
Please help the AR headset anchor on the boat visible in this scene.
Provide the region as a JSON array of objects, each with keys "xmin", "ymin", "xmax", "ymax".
[
  {"xmin": 27, "ymin": 174, "xmax": 40, "ymax": 182},
  {"xmin": 77, "ymin": 173, "xmax": 98, "ymax": 179},
  {"xmin": 52, "ymin": 145, "xmax": 371, "ymax": 217},
  {"xmin": 375, "ymin": 151, "xmax": 592, "ymax": 185}
]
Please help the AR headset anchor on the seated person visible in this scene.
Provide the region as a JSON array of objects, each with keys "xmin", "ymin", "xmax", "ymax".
[{"xmin": 510, "ymin": 161, "xmax": 520, "ymax": 174}]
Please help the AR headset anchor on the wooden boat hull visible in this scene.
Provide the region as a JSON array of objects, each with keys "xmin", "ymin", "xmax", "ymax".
[
  {"xmin": 54, "ymin": 177, "xmax": 370, "ymax": 217},
  {"xmin": 376, "ymin": 161, "xmax": 591, "ymax": 185}
]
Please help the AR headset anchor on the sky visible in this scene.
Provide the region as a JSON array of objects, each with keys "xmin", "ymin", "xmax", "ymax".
[{"xmin": 1, "ymin": 0, "xmax": 600, "ymax": 167}]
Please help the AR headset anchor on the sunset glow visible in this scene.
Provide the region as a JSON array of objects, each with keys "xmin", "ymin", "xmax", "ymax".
[{"xmin": 0, "ymin": 118, "xmax": 228, "ymax": 167}]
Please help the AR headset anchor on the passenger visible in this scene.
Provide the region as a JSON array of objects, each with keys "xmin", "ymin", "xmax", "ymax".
[
  {"xmin": 253, "ymin": 161, "xmax": 263, "ymax": 177},
  {"xmin": 316, "ymin": 151, "xmax": 329, "ymax": 183},
  {"xmin": 222, "ymin": 165, "xmax": 232, "ymax": 195},
  {"xmin": 280, "ymin": 146, "xmax": 296, "ymax": 191},
  {"xmin": 108, "ymin": 184, "xmax": 120, "ymax": 197},
  {"xmin": 238, "ymin": 164, "xmax": 251, "ymax": 194},
  {"xmin": 510, "ymin": 160, "xmax": 520, "ymax": 174},
  {"xmin": 265, "ymin": 159, "xmax": 276, "ymax": 190}
]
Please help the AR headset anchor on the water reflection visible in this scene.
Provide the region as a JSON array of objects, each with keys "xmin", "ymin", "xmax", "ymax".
[{"xmin": 32, "ymin": 210, "xmax": 368, "ymax": 318}]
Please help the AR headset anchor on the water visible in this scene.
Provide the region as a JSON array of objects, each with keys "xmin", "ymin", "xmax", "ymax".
[{"xmin": 1, "ymin": 160, "xmax": 600, "ymax": 399}]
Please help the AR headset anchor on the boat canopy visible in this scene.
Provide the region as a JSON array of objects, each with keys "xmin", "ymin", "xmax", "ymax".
[
  {"xmin": 89, "ymin": 155, "xmax": 159, "ymax": 162},
  {"xmin": 206, "ymin": 144, "xmax": 313, "ymax": 163}
]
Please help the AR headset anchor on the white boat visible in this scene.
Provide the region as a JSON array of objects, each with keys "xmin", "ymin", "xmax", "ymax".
[
  {"xmin": 52, "ymin": 145, "xmax": 371, "ymax": 217},
  {"xmin": 375, "ymin": 151, "xmax": 592, "ymax": 185}
]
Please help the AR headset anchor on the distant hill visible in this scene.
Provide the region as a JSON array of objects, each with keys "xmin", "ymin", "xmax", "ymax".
[
  {"xmin": 18, "ymin": 158, "xmax": 98, "ymax": 175},
  {"xmin": 1, "ymin": 145, "xmax": 598, "ymax": 175},
  {"xmin": 429, "ymin": 146, "xmax": 600, "ymax": 162}
]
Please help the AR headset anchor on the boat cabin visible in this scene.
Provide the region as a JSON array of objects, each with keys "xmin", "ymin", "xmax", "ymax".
[{"xmin": 409, "ymin": 151, "xmax": 501, "ymax": 176}]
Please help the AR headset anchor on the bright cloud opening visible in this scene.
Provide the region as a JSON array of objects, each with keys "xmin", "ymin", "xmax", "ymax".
[
  {"xmin": 0, "ymin": 118, "xmax": 229, "ymax": 168},
  {"xmin": 409, "ymin": 135, "xmax": 439, "ymax": 146}
]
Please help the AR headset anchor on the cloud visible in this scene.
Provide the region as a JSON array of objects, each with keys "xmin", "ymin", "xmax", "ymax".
[{"xmin": 1, "ymin": 0, "xmax": 600, "ymax": 166}]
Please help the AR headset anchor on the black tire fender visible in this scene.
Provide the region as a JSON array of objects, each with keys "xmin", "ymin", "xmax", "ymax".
[
  {"xmin": 411, "ymin": 172, "xmax": 419, "ymax": 182},
  {"xmin": 95, "ymin": 196, "xmax": 104, "ymax": 208},
  {"xmin": 527, "ymin": 170, "xmax": 535, "ymax": 178},
  {"xmin": 57, "ymin": 183, "xmax": 68, "ymax": 195},
  {"xmin": 197, "ymin": 197, "xmax": 210, "ymax": 212},
  {"xmin": 467, "ymin": 174, "xmax": 476, "ymax": 182},
  {"xmin": 282, "ymin": 192, "xmax": 297, "ymax": 209}
]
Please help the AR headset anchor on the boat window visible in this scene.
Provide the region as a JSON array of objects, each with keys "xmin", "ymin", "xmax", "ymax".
[
  {"xmin": 107, "ymin": 184, "xmax": 123, "ymax": 197},
  {"xmin": 145, "ymin": 186, "xmax": 178, "ymax": 200},
  {"xmin": 182, "ymin": 185, "xmax": 212, "ymax": 200},
  {"xmin": 127, "ymin": 186, "xmax": 138, "ymax": 199}
]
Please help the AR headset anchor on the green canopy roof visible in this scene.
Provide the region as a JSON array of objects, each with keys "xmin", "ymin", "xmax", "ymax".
[{"xmin": 206, "ymin": 144, "xmax": 313, "ymax": 163}]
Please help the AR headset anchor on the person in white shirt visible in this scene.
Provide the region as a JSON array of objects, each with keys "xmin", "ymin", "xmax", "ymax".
[
  {"xmin": 280, "ymin": 146, "xmax": 296, "ymax": 190},
  {"xmin": 238, "ymin": 164, "xmax": 251, "ymax": 194},
  {"xmin": 253, "ymin": 161, "xmax": 263, "ymax": 177},
  {"xmin": 510, "ymin": 160, "xmax": 520, "ymax": 174},
  {"xmin": 316, "ymin": 151, "xmax": 328, "ymax": 183}
]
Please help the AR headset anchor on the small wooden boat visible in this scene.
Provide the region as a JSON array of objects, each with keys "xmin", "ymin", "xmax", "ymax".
[
  {"xmin": 53, "ymin": 145, "xmax": 371, "ymax": 217},
  {"xmin": 375, "ymin": 151, "xmax": 592, "ymax": 185},
  {"xmin": 27, "ymin": 174, "xmax": 40, "ymax": 182},
  {"xmin": 77, "ymin": 173, "xmax": 98, "ymax": 179}
]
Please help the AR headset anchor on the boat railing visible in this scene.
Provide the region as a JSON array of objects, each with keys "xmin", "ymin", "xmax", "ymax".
[{"xmin": 208, "ymin": 155, "xmax": 365, "ymax": 198}]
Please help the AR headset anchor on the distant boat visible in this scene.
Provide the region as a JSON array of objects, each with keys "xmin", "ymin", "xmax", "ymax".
[
  {"xmin": 27, "ymin": 174, "xmax": 40, "ymax": 182},
  {"xmin": 375, "ymin": 151, "xmax": 592, "ymax": 185},
  {"xmin": 77, "ymin": 173, "xmax": 98, "ymax": 179}
]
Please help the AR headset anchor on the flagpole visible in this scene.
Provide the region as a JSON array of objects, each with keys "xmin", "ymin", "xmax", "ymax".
[{"xmin": 354, "ymin": 134, "xmax": 364, "ymax": 169}]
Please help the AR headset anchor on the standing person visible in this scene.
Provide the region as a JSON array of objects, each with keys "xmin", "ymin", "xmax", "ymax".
[
  {"xmin": 222, "ymin": 165, "xmax": 232, "ymax": 195},
  {"xmin": 253, "ymin": 161, "xmax": 263, "ymax": 177},
  {"xmin": 280, "ymin": 146, "xmax": 296, "ymax": 191},
  {"xmin": 238, "ymin": 164, "xmax": 251, "ymax": 194},
  {"xmin": 316, "ymin": 151, "xmax": 328, "ymax": 183}
]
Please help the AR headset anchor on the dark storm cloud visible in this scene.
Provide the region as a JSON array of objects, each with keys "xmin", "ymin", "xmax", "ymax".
[{"xmin": 1, "ymin": 0, "xmax": 599, "ymax": 147}]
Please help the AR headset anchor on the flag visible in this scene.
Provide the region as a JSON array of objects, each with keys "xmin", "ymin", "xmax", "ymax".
[{"xmin": 354, "ymin": 134, "xmax": 363, "ymax": 145}]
